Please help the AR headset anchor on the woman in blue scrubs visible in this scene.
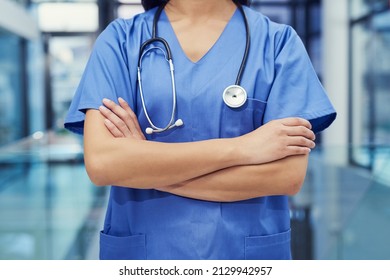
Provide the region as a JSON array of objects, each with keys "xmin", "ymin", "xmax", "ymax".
[{"xmin": 65, "ymin": 0, "xmax": 336, "ymax": 259}]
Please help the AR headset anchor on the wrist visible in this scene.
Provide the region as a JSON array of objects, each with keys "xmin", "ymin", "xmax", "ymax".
[{"xmin": 221, "ymin": 137, "xmax": 246, "ymax": 167}]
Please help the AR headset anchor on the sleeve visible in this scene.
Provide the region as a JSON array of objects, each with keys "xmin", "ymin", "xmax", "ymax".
[
  {"xmin": 263, "ymin": 25, "xmax": 336, "ymax": 134},
  {"xmin": 64, "ymin": 19, "xmax": 134, "ymax": 135}
]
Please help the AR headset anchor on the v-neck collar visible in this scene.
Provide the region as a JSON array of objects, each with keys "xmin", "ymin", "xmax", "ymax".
[{"xmin": 160, "ymin": 7, "xmax": 240, "ymax": 65}]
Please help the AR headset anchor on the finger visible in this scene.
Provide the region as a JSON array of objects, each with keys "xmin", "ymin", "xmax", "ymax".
[
  {"xmin": 281, "ymin": 117, "xmax": 312, "ymax": 130},
  {"xmin": 102, "ymin": 98, "xmax": 130, "ymax": 124},
  {"xmin": 101, "ymin": 99, "xmax": 146, "ymax": 140},
  {"xmin": 286, "ymin": 126, "xmax": 316, "ymax": 141},
  {"xmin": 99, "ymin": 105, "xmax": 132, "ymax": 137},
  {"xmin": 285, "ymin": 146, "xmax": 312, "ymax": 156},
  {"xmin": 103, "ymin": 119, "xmax": 124, "ymax": 138},
  {"xmin": 118, "ymin": 97, "xmax": 145, "ymax": 139},
  {"xmin": 103, "ymin": 98, "xmax": 142, "ymax": 137},
  {"xmin": 288, "ymin": 136, "xmax": 316, "ymax": 149},
  {"xmin": 118, "ymin": 98, "xmax": 142, "ymax": 130}
]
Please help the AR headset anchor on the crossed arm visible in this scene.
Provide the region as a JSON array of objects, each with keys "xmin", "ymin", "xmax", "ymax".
[{"xmin": 83, "ymin": 98, "xmax": 315, "ymax": 202}]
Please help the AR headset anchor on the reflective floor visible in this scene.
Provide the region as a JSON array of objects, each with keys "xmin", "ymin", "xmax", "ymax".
[
  {"xmin": 296, "ymin": 149, "xmax": 390, "ymax": 260},
  {"xmin": 0, "ymin": 132, "xmax": 107, "ymax": 260},
  {"xmin": 0, "ymin": 132, "xmax": 390, "ymax": 260}
]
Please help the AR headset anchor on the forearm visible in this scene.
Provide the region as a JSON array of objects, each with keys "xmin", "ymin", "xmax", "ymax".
[
  {"xmin": 158, "ymin": 154, "xmax": 309, "ymax": 202},
  {"xmin": 84, "ymin": 110, "xmax": 241, "ymax": 188},
  {"xmin": 85, "ymin": 103, "xmax": 315, "ymax": 189}
]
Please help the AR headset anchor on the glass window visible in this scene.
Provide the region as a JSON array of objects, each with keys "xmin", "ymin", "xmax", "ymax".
[
  {"xmin": 49, "ymin": 36, "xmax": 94, "ymax": 131},
  {"xmin": 310, "ymin": 4, "xmax": 322, "ymax": 34},
  {"xmin": 9, "ymin": 0, "xmax": 28, "ymax": 5},
  {"xmin": 37, "ymin": 2, "xmax": 99, "ymax": 32},
  {"xmin": 27, "ymin": 35, "xmax": 45, "ymax": 135},
  {"xmin": 350, "ymin": 10, "xmax": 390, "ymax": 167},
  {"xmin": 117, "ymin": 4, "xmax": 144, "ymax": 19},
  {"xmin": 0, "ymin": 29, "xmax": 23, "ymax": 146},
  {"xmin": 294, "ymin": 5, "xmax": 306, "ymax": 38},
  {"xmin": 350, "ymin": 0, "xmax": 389, "ymax": 19},
  {"xmin": 254, "ymin": 5, "xmax": 292, "ymax": 25}
]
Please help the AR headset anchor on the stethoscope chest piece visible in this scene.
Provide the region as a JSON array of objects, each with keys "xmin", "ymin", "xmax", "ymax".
[{"xmin": 223, "ymin": 85, "xmax": 247, "ymax": 108}]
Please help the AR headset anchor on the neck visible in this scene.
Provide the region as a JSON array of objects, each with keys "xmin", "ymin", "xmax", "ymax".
[{"xmin": 165, "ymin": 0, "xmax": 236, "ymax": 20}]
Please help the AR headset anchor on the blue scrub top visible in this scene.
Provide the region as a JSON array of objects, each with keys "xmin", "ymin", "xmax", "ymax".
[{"xmin": 65, "ymin": 6, "xmax": 336, "ymax": 260}]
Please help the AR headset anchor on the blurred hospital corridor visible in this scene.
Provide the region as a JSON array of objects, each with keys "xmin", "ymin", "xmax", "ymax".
[{"xmin": 0, "ymin": 0, "xmax": 390, "ymax": 260}]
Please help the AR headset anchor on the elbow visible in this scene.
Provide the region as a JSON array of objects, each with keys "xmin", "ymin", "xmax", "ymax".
[
  {"xmin": 84, "ymin": 152, "xmax": 142, "ymax": 188},
  {"xmin": 283, "ymin": 154, "xmax": 309, "ymax": 196},
  {"xmin": 286, "ymin": 174, "xmax": 305, "ymax": 196},
  {"xmin": 84, "ymin": 154, "xmax": 110, "ymax": 187}
]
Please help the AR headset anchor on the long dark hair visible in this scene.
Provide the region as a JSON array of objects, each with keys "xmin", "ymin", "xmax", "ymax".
[{"xmin": 141, "ymin": 0, "xmax": 251, "ymax": 11}]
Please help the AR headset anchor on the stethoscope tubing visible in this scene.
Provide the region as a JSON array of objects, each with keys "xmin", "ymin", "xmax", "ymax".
[
  {"xmin": 137, "ymin": 2, "xmax": 250, "ymax": 134},
  {"xmin": 235, "ymin": 5, "xmax": 250, "ymax": 86},
  {"xmin": 138, "ymin": 37, "xmax": 172, "ymax": 67},
  {"xmin": 137, "ymin": 49, "xmax": 176, "ymax": 133}
]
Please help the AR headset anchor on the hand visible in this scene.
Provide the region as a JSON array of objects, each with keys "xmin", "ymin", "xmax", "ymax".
[
  {"xmin": 99, "ymin": 98, "xmax": 145, "ymax": 140},
  {"xmin": 237, "ymin": 117, "xmax": 315, "ymax": 165}
]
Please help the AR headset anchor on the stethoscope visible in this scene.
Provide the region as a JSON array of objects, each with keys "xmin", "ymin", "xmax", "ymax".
[{"xmin": 137, "ymin": 2, "xmax": 250, "ymax": 134}]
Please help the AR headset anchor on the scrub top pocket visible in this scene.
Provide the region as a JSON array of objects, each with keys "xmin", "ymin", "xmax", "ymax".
[
  {"xmin": 220, "ymin": 98, "xmax": 267, "ymax": 138},
  {"xmin": 244, "ymin": 229, "xmax": 292, "ymax": 260},
  {"xmin": 99, "ymin": 231, "xmax": 147, "ymax": 260}
]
